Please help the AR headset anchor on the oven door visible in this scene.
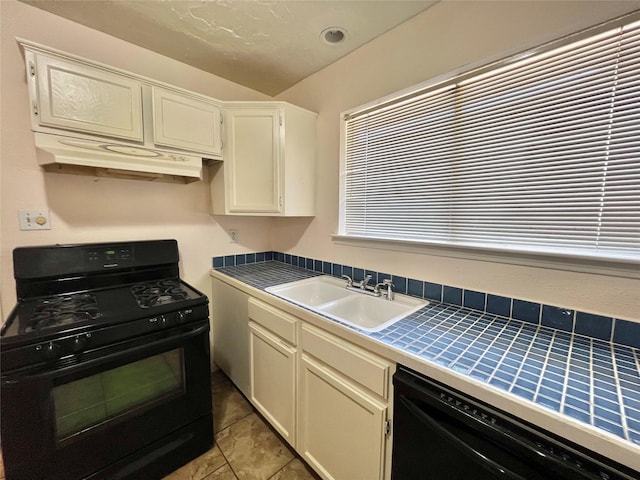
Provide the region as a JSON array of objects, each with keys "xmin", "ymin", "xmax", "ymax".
[{"xmin": 1, "ymin": 320, "xmax": 213, "ymax": 480}]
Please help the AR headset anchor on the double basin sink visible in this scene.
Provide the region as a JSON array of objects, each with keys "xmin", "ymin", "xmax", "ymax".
[{"xmin": 265, "ymin": 275, "xmax": 428, "ymax": 332}]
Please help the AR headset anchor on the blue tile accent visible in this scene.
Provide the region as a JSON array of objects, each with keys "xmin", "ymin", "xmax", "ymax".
[
  {"xmin": 575, "ymin": 312, "xmax": 612, "ymax": 341},
  {"xmin": 614, "ymin": 320, "xmax": 640, "ymax": 349},
  {"xmin": 224, "ymin": 255, "xmax": 235, "ymax": 267},
  {"xmin": 265, "ymin": 251, "xmax": 274, "ymax": 261},
  {"xmin": 487, "ymin": 294, "xmax": 511, "ymax": 317},
  {"xmin": 306, "ymin": 258, "xmax": 314, "ymax": 270},
  {"xmin": 541, "ymin": 305, "xmax": 574, "ymax": 332},
  {"xmin": 342, "ymin": 265, "xmax": 353, "ymax": 280},
  {"xmin": 213, "ymin": 256, "xmax": 224, "ymax": 268},
  {"xmin": 322, "ymin": 261, "xmax": 332, "ymax": 274},
  {"xmin": 235, "ymin": 254, "xmax": 246, "ymax": 265},
  {"xmin": 353, "ymin": 268, "xmax": 365, "ymax": 282},
  {"xmin": 314, "ymin": 260, "xmax": 323, "ymax": 272},
  {"xmin": 464, "ymin": 290, "xmax": 486, "ymax": 311},
  {"xmin": 393, "ymin": 275, "xmax": 407, "ymax": 294},
  {"xmin": 378, "ymin": 272, "xmax": 391, "ymax": 283},
  {"xmin": 276, "ymin": 252, "xmax": 284, "ymax": 262},
  {"xmin": 425, "ymin": 282, "xmax": 442, "ymax": 302},
  {"xmin": 256, "ymin": 252, "xmax": 265, "ymax": 262},
  {"xmin": 246, "ymin": 253, "xmax": 256, "ymax": 264},
  {"xmin": 443, "ymin": 286, "xmax": 462, "ymax": 306},
  {"xmin": 332, "ymin": 263, "xmax": 342, "ymax": 277},
  {"xmin": 408, "ymin": 279, "xmax": 424, "ymax": 297},
  {"xmin": 512, "ymin": 299, "xmax": 540, "ymax": 324}
]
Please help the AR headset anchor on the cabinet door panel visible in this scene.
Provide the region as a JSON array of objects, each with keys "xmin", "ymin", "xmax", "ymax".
[
  {"xmin": 35, "ymin": 54, "xmax": 143, "ymax": 141},
  {"xmin": 225, "ymin": 109, "xmax": 281, "ymax": 213},
  {"xmin": 152, "ymin": 87, "xmax": 222, "ymax": 156},
  {"xmin": 249, "ymin": 322, "xmax": 296, "ymax": 445},
  {"xmin": 299, "ymin": 355, "xmax": 386, "ymax": 480}
]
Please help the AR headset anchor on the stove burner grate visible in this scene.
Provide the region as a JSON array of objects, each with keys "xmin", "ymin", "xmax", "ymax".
[
  {"xmin": 130, "ymin": 279, "xmax": 189, "ymax": 308},
  {"xmin": 25, "ymin": 293, "xmax": 100, "ymax": 333}
]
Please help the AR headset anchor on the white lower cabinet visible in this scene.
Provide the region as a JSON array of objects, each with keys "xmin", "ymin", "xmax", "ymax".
[
  {"xmin": 248, "ymin": 298, "xmax": 297, "ymax": 446},
  {"xmin": 298, "ymin": 324, "xmax": 392, "ymax": 480},
  {"xmin": 211, "ymin": 281, "xmax": 394, "ymax": 480},
  {"xmin": 299, "ymin": 355, "xmax": 388, "ymax": 480}
]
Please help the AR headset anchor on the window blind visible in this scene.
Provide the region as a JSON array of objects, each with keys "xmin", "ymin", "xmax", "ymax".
[{"xmin": 342, "ymin": 17, "xmax": 640, "ymax": 261}]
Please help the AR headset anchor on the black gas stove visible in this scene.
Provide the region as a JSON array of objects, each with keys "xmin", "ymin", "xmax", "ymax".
[{"xmin": 0, "ymin": 239, "xmax": 213, "ymax": 480}]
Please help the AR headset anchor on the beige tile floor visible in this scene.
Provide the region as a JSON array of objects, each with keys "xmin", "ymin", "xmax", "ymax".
[{"xmin": 162, "ymin": 369, "xmax": 320, "ymax": 480}]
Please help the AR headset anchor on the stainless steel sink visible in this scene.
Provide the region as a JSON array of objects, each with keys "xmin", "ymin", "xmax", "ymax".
[{"xmin": 266, "ymin": 275, "xmax": 427, "ymax": 332}]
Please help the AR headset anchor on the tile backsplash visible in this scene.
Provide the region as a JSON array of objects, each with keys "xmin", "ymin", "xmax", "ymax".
[{"xmin": 213, "ymin": 251, "xmax": 640, "ymax": 349}]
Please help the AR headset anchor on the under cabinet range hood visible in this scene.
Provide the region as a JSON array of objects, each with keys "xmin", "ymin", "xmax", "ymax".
[
  {"xmin": 19, "ymin": 39, "xmax": 224, "ymax": 183},
  {"xmin": 34, "ymin": 132, "xmax": 204, "ymax": 183}
]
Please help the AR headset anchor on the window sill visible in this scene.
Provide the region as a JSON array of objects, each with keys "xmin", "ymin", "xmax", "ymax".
[{"xmin": 331, "ymin": 235, "xmax": 640, "ymax": 279}]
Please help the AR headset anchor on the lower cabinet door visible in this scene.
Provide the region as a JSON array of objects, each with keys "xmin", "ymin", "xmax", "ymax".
[
  {"xmin": 249, "ymin": 322, "xmax": 296, "ymax": 446},
  {"xmin": 299, "ymin": 354, "xmax": 387, "ymax": 480}
]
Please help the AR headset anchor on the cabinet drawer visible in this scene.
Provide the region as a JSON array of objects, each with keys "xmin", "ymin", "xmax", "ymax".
[
  {"xmin": 248, "ymin": 298, "xmax": 297, "ymax": 345},
  {"xmin": 301, "ymin": 324, "xmax": 391, "ymax": 398}
]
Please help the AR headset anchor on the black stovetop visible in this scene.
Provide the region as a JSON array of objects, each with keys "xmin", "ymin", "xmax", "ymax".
[{"xmin": 2, "ymin": 278, "xmax": 205, "ymax": 341}]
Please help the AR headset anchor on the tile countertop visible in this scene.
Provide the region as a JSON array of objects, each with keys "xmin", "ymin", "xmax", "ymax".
[{"xmin": 210, "ymin": 261, "xmax": 640, "ymax": 474}]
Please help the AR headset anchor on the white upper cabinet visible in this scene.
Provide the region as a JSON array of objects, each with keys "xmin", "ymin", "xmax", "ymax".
[
  {"xmin": 32, "ymin": 52, "xmax": 144, "ymax": 141},
  {"xmin": 22, "ymin": 42, "xmax": 224, "ymax": 162},
  {"xmin": 210, "ymin": 102, "xmax": 316, "ymax": 216},
  {"xmin": 152, "ymin": 86, "xmax": 222, "ymax": 157}
]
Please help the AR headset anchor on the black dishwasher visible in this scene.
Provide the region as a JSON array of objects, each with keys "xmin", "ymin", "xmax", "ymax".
[{"xmin": 392, "ymin": 365, "xmax": 638, "ymax": 480}]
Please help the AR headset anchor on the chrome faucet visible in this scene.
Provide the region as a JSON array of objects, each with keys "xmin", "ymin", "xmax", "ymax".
[
  {"xmin": 360, "ymin": 274, "xmax": 372, "ymax": 289},
  {"xmin": 342, "ymin": 274, "xmax": 394, "ymax": 300},
  {"xmin": 375, "ymin": 279, "xmax": 395, "ymax": 301}
]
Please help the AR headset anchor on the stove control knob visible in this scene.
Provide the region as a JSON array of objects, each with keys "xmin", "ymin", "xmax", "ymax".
[
  {"xmin": 72, "ymin": 335, "xmax": 88, "ymax": 352},
  {"xmin": 176, "ymin": 311, "xmax": 186, "ymax": 324},
  {"xmin": 37, "ymin": 342, "xmax": 61, "ymax": 361},
  {"xmin": 148, "ymin": 316, "xmax": 167, "ymax": 328}
]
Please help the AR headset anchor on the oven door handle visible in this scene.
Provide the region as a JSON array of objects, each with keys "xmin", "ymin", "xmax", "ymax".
[
  {"xmin": 3, "ymin": 323, "xmax": 209, "ymax": 383},
  {"xmin": 399, "ymin": 395, "xmax": 527, "ymax": 480}
]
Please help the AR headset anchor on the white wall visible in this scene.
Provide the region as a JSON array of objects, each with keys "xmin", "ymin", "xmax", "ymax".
[
  {"xmin": 0, "ymin": 0, "xmax": 272, "ymax": 316},
  {"xmin": 274, "ymin": 0, "xmax": 640, "ymax": 322}
]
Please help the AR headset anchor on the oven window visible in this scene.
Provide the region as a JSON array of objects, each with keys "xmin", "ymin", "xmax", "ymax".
[{"xmin": 53, "ymin": 349, "xmax": 183, "ymax": 440}]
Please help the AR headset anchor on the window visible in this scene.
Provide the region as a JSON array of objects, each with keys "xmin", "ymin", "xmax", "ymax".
[{"xmin": 340, "ymin": 14, "xmax": 640, "ymax": 266}]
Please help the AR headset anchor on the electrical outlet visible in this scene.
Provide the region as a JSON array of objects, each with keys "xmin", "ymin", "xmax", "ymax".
[
  {"xmin": 19, "ymin": 209, "xmax": 51, "ymax": 230},
  {"xmin": 229, "ymin": 229, "xmax": 238, "ymax": 243}
]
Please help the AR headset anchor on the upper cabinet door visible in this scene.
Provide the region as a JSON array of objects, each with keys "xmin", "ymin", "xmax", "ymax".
[
  {"xmin": 152, "ymin": 87, "xmax": 222, "ymax": 157},
  {"xmin": 34, "ymin": 53, "xmax": 143, "ymax": 141},
  {"xmin": 225, "ymin": 108, "xmax": 282, "ymax": 213},
  {"xmin": 210, "ymin": 102, "xmax": 316, "ymax": 216}
]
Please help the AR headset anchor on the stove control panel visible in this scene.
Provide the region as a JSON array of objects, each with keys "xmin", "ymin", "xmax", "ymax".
[
  {"xmin": 148, "ymin": 309, "xmax": 194, "ymax": 329},
  {"xmin": 35, "ymin": 333, "xmax": 92, "ymax": 361},
  {"xmin": 84, "ymin": 245, "xmax": 134, "ymax": 268}
]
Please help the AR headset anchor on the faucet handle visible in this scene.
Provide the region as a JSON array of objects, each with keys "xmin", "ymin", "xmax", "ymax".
[
  {"xmin": 379, "ymin": 279, "xmax": 395, "ymax": 300},
  {"xmin": 361, "ymin": 274, "xmax": 372, "ymax": 287},
  {"xmin": 341, "ymin": 275, "xmax": 353, "ymax": 287}
]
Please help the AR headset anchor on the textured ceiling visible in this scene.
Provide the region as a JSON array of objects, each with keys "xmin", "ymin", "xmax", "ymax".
[{"xmin": 22, "ymin": 0, "xmax": 437, "ymax": 96}]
